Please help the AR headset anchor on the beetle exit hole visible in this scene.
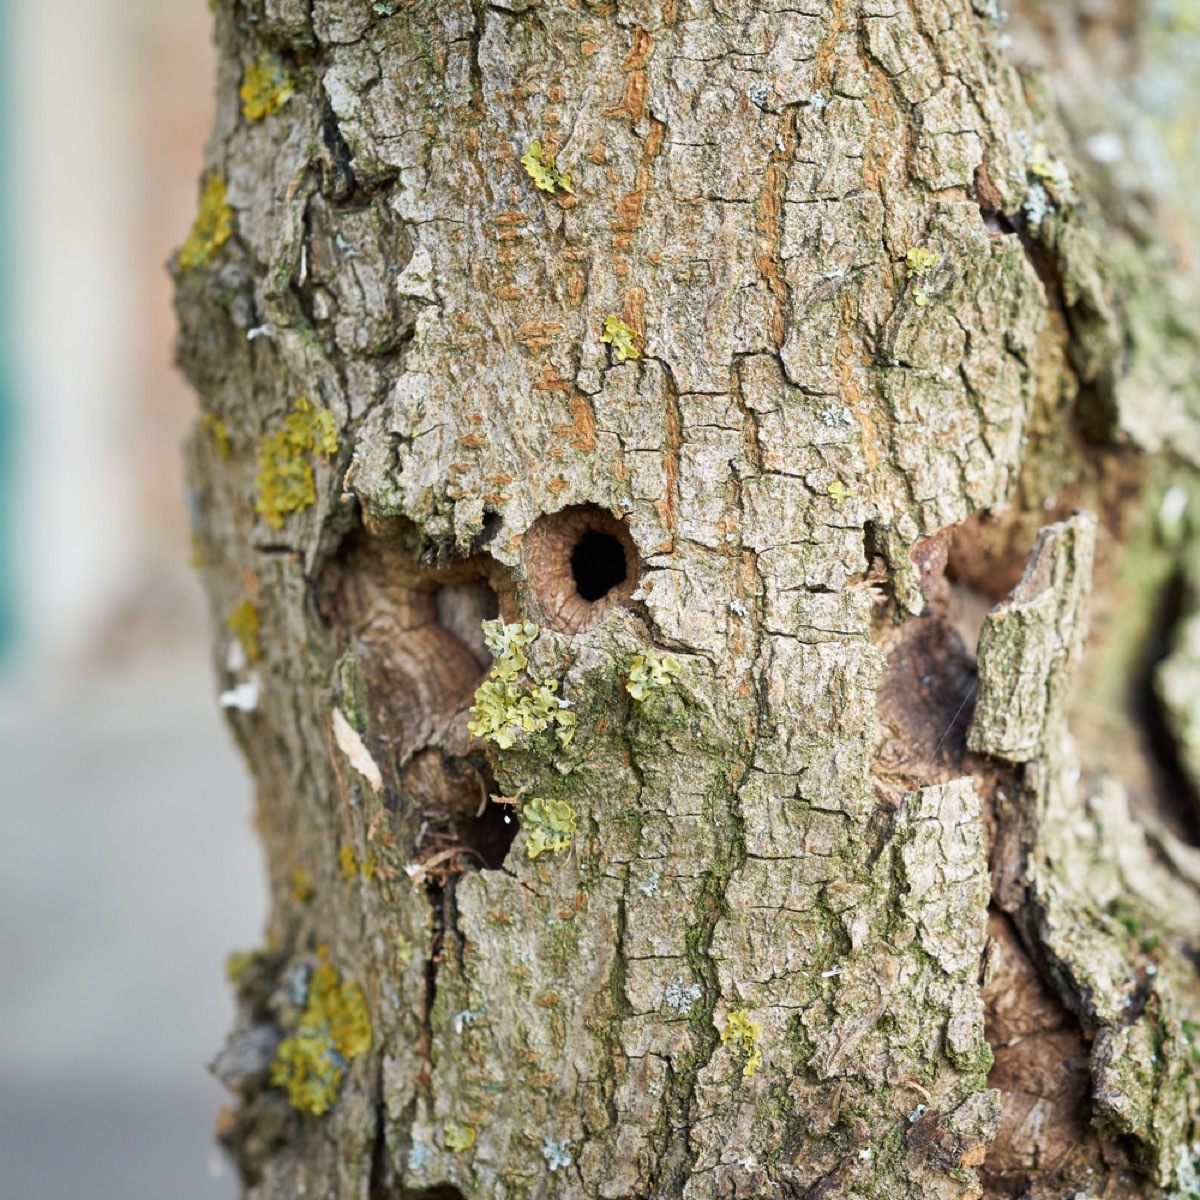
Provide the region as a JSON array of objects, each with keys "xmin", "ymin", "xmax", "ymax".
[{"xmin": 523, "ymin": 505, "xmax": 639, "ymax": 634}]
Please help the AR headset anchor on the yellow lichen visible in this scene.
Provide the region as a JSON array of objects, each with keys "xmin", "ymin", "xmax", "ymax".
[
  {"xmin": 626, "ymin": 650, "xmax": 681, "ymax": 701},
  {"xmin": 396, "ymin": 934, "xmax": 415, "ymax": 964},
  {"xmin": 240, "ymin": 51, "xmax": 295, "ymax": 122},
  {"xmin": 270, "ymin": 1032, "xmax": 342, "ymax": 1115},
  {"xmin": 202, "ymin": 413, "xmax": 232, "ymax": 459},
  {"xmin": 339, "ymin": 845, "xmax": 377, "ymax": 883},
  {"xmin": 721, "ymin": 1007, "xmax": 763, "ymax": 1077},
  {"xmin": 1026, "ymin": 141, "xmax": 1073, "ymax": 198},
  {"xmin": 520, "ymin": 140, "xmax": 574, "ymax": 195},
  {"xmin": 224, "ymin": 949, "xmax": 255, "ymax": 985},
  {"xmin": 826, "ymin": 480, "xmax": 851, "ymax": 505},
  {"xmin": 467, "ymin": 621, "xmax": 576, "ymax": 749},
  {"xmin": 904, "ymin": 246, "xmax": 942, "ymax": 308},
  {"xmin": 522, "ymin": 796, "xmax": 577, "ymax": 859},
  {"xmin": 601, "ymin": 315, "xmax": 639, "ymax": 361},
  {"xmin": 271, "ymin": 955, "xmax": 372, "ymax": 1115},
  {"xmin": 255, "ymin": 397, "xmax": 339, "ymax": 529},
  {"xmin": 291, "ymin": 867, "xmax": 315, "ymax": 904},
  {"xmin": 179, "ymin": 175, "xmax": 233, "ymax": 272},
  {"xmin": 444, "ymin": 1123, "xmax": 477, "ymax": 1153},
  {"xmin": 226, "ymin": 600, "xmax": 261, "ymax": 663}
]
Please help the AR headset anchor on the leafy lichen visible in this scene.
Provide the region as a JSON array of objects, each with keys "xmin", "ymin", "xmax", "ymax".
[
  {"xmin": 601, "ymin": 315, "xmax": 639, "ymax": 362},
  {"xmin": 541, "ymin": 1137, "xmax": 572, "ymax": 1170},
  {"xmin": 240, "ymin": 52, "xmax": 295, "ymax": 122},
  {"xmin": 721, "ymin": 1008, "xmax": 764, "ymax": 1076},
  {"xmin": 522, "ymin": 796, "xmax": 578, "ymax": 859},
  {"xmin": 467, "ymin": 621, "xmax": 576, "ymax": 749},
  {"xmin": 904, "ymin": 246, "xmax": 942, "ymax": 308},
  {"xmin": 626, "ymin": 650, "xmax": 681, "ymax": 701},
  {"xmin": 270, "ymin": 955, "xmax": 372, "ymax": 1115},
  {"xmin": 520, "ymin": 140, "xmax": 574, "ymax": 195},
  {"xmin": 179, "ymin": 175, "xmax": 232, "ymax": 272},
  {"xmin": 255, "ymin": 398, "xmax": 339, "ymax": 530},
  {"xmin": 444, "ymin": 1122, "xmax": 477, "ymax": 1152}
]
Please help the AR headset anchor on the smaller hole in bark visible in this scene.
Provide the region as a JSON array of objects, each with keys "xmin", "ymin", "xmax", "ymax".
[
  {"xmin": 570, "ymin": 528, "xmax": 628, "ymax": 601},
  {"xmin": 523, "ymin": 504, "xmax": 639, "ymax": 634}
]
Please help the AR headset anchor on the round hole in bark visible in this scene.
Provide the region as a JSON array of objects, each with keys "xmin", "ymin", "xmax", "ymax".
[
  {"xmin": 570, "ymin": 528, "xmax": 628, "ymax": 601},
  {"xmin": 523, "ymin": 505, "xmax": 639, "ymax": 634}
]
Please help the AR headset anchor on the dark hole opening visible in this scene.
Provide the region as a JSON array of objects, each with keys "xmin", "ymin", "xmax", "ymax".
[{"xmin": 571, "ymin": 528, "xmax": 628, "ymax": 603}]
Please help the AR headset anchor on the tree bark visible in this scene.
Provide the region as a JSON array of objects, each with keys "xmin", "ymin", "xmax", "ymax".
[{"xmin": 177, "ymin": 1, "xmax": 1200, "ymax": 1198}]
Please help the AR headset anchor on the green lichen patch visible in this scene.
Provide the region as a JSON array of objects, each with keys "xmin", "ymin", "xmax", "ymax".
[
  {"xmin": 520, "ymin": 140, "xmax": 574, "ymax": 195},
  {"xmin": 178, "ymin": 175, "xmax": 233, "ymax": 272},
  {"xmin": 601, "ymin": 315, "xmax": 639, "ymax": 361},
  {"xmin": 225, "ymin": 600, "xmax": 261, "ymax": 663},
  {"xmin": 201, "ymin": 413, "xmax": 232, "ymax": 459},
  {"xmin": 626, "ymin": 649, "xmax": 681, "ymax": 701},
  {"xmin": 444, "ymin": 1122, "xmax": 477, "ymax": 1152},
  {"xmin": 721, "ymin": 1008, "xmax": 763, "ymax": 1076},
  {"xmin": 255, "ymin": 397, "xmax": 339, "ymax": 530},
  {"xmin": 339, "ymin": 844, "xmax": 377, "ymax": 882},
  {"xmin": 522, "ymin": 796, "xmax": 577, "ymax": 859},
  {"xmin": 467, "ymin": 621, "xmax": 576, "ymax": 749},
  {"xmin": 904, "ymin": 246, "xmax": 942, "ymax": 308},
  {"xmin": 270, "ymin": 955, "xmax": 372, "ymax": 1115},
  {"xmin": 240, "ymin": 52, "xmax": 295, "ymax": 122},
  {"xmin": 1020, "ymin": 136, "xmax": 1074, "ymax": 230}
]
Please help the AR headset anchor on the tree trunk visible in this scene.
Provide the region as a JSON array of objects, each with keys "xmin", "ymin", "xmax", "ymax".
[{"xmin": 176, "ymin": 1, "xmax": 1200, "ymax": 1197}]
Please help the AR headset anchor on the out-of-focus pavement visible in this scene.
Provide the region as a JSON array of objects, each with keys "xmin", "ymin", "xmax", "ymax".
[{"xmin": 0, "ymin": 654, "xmax": 266, "ymax": 1199}]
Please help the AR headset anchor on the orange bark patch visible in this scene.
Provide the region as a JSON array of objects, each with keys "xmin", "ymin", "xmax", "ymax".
[
  {"xmin": 568, "ymin": 394, "xmax": 598, "ymax": 451},
  {"xmin": 614, "ymin": 191, "xmax": 645, "ymax": 231},
  {"xmin": 604, "ymin": 71, "xmax": 648, "ymax": 122},
  {"xmin": 517, "ymin": 320, "xmax": 565, "ymax": 350},
  {"xmin": 624, "ymin": 286, "xmax": 646, "ymax": 337},
  {"xmin": 755, "ymin": 161, "xmax": 787, "ymax": 348},
  {"xmin": 533, "ymin": 364, "xmax": 572, "ymax": 392},
  {"xmin": 656, "ymin": 390, "xmax": 681, "ymax": 534},
  {"xmin": 622, "ymin": 26, "xmax": 654, "ymax": 70}
]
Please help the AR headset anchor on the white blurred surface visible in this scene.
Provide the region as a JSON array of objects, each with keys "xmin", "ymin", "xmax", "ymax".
[
  {"xmin": 2, "ymin": 1, "xmax": 268, "ymax": 1196},
  {"xmin": 0, "ymin": 655, "xmax": 266, "ymax": 1199}
]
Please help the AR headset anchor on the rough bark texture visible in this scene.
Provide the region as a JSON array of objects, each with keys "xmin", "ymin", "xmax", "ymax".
[{"xmin": 176, "ymin": 1, "xmax": 1200, "ymax": 1198}]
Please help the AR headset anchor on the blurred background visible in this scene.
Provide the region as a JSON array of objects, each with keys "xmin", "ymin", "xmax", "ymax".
[{"xmin": 0, "ymin": 3, "xmax": 265, "ymax": 1198}]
